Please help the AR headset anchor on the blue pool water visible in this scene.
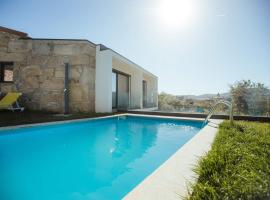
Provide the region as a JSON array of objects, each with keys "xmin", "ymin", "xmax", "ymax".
[{"xmin": 0, "ymin": 116, "xmax": 202, "ymax": 200}]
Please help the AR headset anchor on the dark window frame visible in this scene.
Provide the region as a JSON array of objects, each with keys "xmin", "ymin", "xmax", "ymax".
[
  {"xmin": 112, "ymin": 69, "xmax": 131, "ymax": 109},
  {"xmin": 112, "ymin": 71, "xmax": 118, "ymax": 109},
  {"xmin": 143, "ymin": 80, "xmax": 147, "ymax": 108},
  {"xmin": 0, "ymin": 62, "xmax": 14, "ymax": 83}
]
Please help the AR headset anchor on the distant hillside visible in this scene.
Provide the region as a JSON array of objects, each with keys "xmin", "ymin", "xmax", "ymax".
[{"xmin": 177, "ymin": 92, "xmax": 231, "ymax": 100}]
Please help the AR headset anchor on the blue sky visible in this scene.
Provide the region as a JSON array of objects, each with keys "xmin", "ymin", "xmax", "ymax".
[{"xmin": 1, "ymin": 0, "xmax": 269, "ymax": 95}]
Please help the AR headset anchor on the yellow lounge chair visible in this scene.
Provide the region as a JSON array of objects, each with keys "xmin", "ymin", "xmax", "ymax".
[{"xmin": 0, "ymin": 92, "xmax": 24, "ymax": 112}]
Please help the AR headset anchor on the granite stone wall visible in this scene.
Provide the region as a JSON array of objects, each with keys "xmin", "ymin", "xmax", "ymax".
[{"xmin": 0, "ymin": 31, "xmax": 96, "ymax": 113}]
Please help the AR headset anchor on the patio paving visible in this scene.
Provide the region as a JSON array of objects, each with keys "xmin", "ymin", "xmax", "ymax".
[{"xmin": 0, "ymin": 110, "xmax": 121, "ymax": 127}]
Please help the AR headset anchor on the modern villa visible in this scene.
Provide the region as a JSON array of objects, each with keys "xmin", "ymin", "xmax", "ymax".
[
  {"xmin": 1, "ymin": 0, "xmax": 269, "ymax": 198},
  {"xmin": 0, "ymin": 26, "xmax": 158, "ymax": 113}
]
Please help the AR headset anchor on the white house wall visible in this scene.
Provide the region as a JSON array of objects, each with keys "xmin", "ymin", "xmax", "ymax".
[
  {"xmin": 112, "ymin": 58, "xmax": 143, "ymax": 109},
  {"xmin": 95, "ymin": 45, "xmax": 158, "ymax": 113},
  {"xmin": 95, "ymin": 46, "xmax": 113, "ymax": 113}
]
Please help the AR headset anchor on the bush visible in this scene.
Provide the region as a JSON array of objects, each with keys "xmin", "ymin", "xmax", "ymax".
[{"xmin": 188, "ymin": 121, "xmax": 270, "ymax": 200}]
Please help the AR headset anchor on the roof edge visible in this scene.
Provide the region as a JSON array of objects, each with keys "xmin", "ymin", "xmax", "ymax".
[
  {"xmin": 20, "ymin": 38, "xmax": 96, "ymax": 46},
  {"xmin": 0, "ymin": 26, "xmax": 29, "ymax": 38},
  {"xmin": 0, "ymin": 26, "xmax": 156, "ymax": 78},
  {"xmin": 97, "ymin": 44, "xmax": 158, "ymax": 79}
]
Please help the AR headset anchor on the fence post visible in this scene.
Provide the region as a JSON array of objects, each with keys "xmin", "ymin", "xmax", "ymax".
[{"xmin": 229, "ymin": 100, "xmax": 233, "ymax": 124}]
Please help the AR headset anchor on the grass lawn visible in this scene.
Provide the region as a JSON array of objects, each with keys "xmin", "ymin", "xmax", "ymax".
[{"xmin": 188, "ymin": 121, "xmax": 270, "ymax": 200}]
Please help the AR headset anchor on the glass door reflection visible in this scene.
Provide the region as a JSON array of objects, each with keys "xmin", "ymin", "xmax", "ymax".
[
  {"xmin": 112, "ymin": 72, "xmax": 117, "ymax": 108},
  {"xmin": 112, "ymin": 70, "xmax": 130, "ymax": 110}
]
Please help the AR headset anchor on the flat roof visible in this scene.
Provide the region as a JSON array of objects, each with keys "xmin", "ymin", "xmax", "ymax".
[
  {"xmin": 0, "ymin": 26, "xmax": 29, "ymax": 38},
  {"xmin": 1, "ymin": 26, "xmax": 156, "ymax": 78},
  {"xmin": 20, "ymin": 38, "xmax": 97, "ymax": 47}
]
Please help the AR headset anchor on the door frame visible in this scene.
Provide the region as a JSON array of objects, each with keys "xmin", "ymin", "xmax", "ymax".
[
  {"xmin": 143, "ymin": 80, "xmax": 147, "ymax": 108},
  {"xmin": 112, "ymin": 69, "xmax": 131, "ymax": 109}
]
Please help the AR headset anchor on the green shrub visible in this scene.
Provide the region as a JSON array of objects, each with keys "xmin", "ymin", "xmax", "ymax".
[{"xmin": 188, "ymin": 121, "xmax": 270, "ymax": 200}]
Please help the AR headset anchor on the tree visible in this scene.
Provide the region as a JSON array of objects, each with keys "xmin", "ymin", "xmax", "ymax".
[
  {"xmin": 230, "ymin": 80, "xmax": 270, "ymax": 116},
  {"xmin": 230, "ymin": 80, "xmax": 250, "ymax": 114}
]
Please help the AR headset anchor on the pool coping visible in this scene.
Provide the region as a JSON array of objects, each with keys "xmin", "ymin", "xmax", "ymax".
[
  {"xmin": 0, "ymin": 113, "xmax": 222, "ymax": 200},
  {"xmin": 124, "ymin": 118, "xmax": 222, "ymax": 200},
  {"xmin": 0, "ymin": 113, "xmax": 206, "ymax": 131}
]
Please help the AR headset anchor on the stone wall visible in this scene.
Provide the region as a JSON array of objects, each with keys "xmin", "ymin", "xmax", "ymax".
[{"xmin": 0, "ymin": 31, "xmax": 96, "ymax": 113}]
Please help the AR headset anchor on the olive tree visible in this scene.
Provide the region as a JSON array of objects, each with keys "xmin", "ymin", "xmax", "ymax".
[{"xmin": 230, "ymin": 80, "xmax": 270, "ymax": 116}]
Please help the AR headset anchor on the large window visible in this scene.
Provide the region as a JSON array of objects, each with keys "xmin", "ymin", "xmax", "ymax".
[
  {"xmin": 0, "ymin": 62, "xmax": 14, "ymax": 82},
  {"xmin": 112, "ymin": 70, "xmax": 130, "ymax": 110},
  {"xmin": 143, "ymin": 80, "xmax": 147, "ymax": 108},
  {"xmin": 112, "ymin": 72, "xmax": 117, "ymax": 108}
]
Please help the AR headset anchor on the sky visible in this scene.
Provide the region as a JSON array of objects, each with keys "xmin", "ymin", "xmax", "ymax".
[{"xmin": 0, "ymin": 0, "xmax": 270, "ymax": 95}]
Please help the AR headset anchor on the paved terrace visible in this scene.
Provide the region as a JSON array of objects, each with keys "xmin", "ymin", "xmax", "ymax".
[{"xmin": 0, "ymin": 111, "xmax": 122, "ymax": 127}]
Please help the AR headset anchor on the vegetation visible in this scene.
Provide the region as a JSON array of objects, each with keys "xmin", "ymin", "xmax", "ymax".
[
  {"xmin": 158, "ymin": 92, "xmax": 225, "ymax": 114},
  {"xmin": 158, "ymin": 80, "xmax": 270, "ymax": 116},
  {"xmin": 230, "ymin": 80, "xmax": 270, "ymax": 116},
  {"xmin": 188, "ymin": 121, "xmax": 270, "ymax": 200}
]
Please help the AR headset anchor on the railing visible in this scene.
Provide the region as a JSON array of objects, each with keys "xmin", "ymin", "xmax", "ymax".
[{"xmin": 203, "ymin": 100, "xmax": 233, "ymax": 126}]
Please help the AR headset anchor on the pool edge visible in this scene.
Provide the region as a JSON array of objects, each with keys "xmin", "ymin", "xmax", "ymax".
[
  {"xmin": 0, "ymin": 113, "xmax": 204, "ymax": 131},
  {"xmin": 0, "ymin": 113, "xmax": 221, "ymax": 199},
  {"xmin": 124, "ymin": 119, "xmax": 222, "ymax": 200}
]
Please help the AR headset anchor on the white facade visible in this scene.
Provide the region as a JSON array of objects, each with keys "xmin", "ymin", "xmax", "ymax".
[{"xmin": 95, "ymin": 45, "xmax": 158, "ymax": 113}]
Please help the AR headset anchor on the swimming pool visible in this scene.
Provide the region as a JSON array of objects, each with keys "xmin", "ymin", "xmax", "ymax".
[{"xmin": 0, "ymin": 115, "xmax": 203, "ymax": 200}]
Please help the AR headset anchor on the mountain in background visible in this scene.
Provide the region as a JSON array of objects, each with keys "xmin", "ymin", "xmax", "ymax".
[{"xmin": 177, "ymin": 92, "xmax": 231, "ymax": 100}]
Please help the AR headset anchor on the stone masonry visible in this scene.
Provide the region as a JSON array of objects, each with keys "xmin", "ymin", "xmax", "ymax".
[{"xmin": 0, "ymin": 28, "xmax": 96, "ymax": 113}]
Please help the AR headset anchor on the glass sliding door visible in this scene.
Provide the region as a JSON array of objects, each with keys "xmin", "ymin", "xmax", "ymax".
[
  {"xmin": 143, "ymin": 80, "xmax": 147, "ymax": 108},
  {"xmin": 117, "ymin": 73, "xmax": 129, "ymax": 110},
  {"xmin": 112, "ymin": 72, "xmax": 117, "ymax": 108},
  {"xmin": 112, "ymin": 70, "xmax": 130, "ymax": 110}
]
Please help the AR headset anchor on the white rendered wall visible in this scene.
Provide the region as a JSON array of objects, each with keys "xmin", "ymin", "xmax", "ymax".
[
  {"xmin": 95, "ymin": 46, "xmax": 113, "ymax": 113},
  {"xmin": 112, "ymin": 58, "xmax": 158, "ymax": 109},
  {"xmin": 112, "ymin": 58, "xmax": 143, "ymax": 109},
  {"xmin": 95, "ymin": 45, "xmax": 158, "ymax": 112}
]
